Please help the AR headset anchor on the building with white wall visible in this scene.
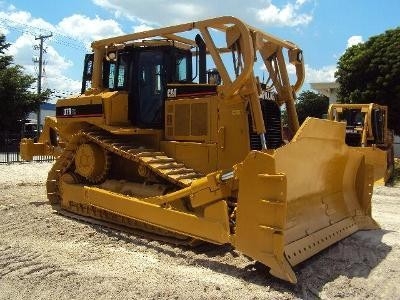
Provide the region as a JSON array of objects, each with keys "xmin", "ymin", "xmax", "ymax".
[
  {"xmin": 28, "ymin": 102, "xmax": 56, "ymax": 125},
  {"xmin": 309, "ymin": 82, "xmax": 339, "ymax": 104}
]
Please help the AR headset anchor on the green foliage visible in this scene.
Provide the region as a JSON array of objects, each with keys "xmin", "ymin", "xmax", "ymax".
[
  {"xmin": 0, "ymin": 34, "xmax": 49, "ymax": 132},
  {"xmin": 0, "ymin": 35, "xmax": 12, "ymax": 69},
  {"xmin": 295, "ymin": 90, "xmax": 330, "ymax": 124},
  {"xmin": 283, "ymin": 90, "xmax": 329, "ymax": 126},
  {"xmin": 335, "ymin": 27, "xmax": 400, "ymax": 135}
]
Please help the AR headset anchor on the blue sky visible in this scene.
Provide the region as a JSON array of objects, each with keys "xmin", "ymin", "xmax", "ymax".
[{"xmin": 0, "ymin": 0, "xmax": 399, "ymax": 100}]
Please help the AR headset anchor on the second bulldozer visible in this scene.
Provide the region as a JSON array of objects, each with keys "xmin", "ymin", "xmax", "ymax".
[
  {"xmin": 20, "ymin": 16, "xmax": 378, "ymax": 283},
  {"xmin": 328, "ymin": 103, "xmax": 394, "ymax": 184}
]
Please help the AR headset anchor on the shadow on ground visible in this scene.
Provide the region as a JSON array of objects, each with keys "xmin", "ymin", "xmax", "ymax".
[{"xmin": 62, "ymin": 211, "xmax": 391, "ymax": 299}]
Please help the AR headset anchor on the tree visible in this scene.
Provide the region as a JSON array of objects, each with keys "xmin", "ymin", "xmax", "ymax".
[
  {"xmin": 282, "ymin": 90, "xmax": 329, "ymax": 126},
  {"xmin": 335, "ymin": 27, "xmax": 400, "ymax": 135},
  {"xmin": 0, "ymin": 35, "xmax": 12, "ymax": 69},
  {"xmin": 0, "ymin": 34, "xmax": 50, "ymax": 133},
  {"xmin": 295, "ymin": 90, "xmax": 330, "ymax": 124}
]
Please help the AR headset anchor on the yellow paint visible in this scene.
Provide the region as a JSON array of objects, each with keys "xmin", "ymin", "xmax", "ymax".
[{"xmin": 19, "ymin": 16, "xmax": 378, "ymax": 284}]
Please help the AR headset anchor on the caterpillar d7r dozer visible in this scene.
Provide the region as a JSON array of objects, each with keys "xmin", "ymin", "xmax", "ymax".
[
  {"xmin": 20, "ymin": 16, "xmax": 378, "ymax": 283},
  {"xmin": 328, "ymin": 103, "xmax": 394, "ymax": 185}
]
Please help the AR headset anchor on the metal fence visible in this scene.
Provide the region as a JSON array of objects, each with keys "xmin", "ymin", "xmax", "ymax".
[
  {"xmin": 0, "ymin": 151, "xmax": 55, "ymax": 164},
  {"xmin": 0, "ymin": 132, "xmax": 54, "ymax": 164}
]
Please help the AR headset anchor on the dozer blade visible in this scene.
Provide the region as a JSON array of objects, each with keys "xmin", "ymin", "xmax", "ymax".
[
  {"xmin": 234, "ymin": 118, "xmax": 379, "ymax": 283},
  {"xmin": 353, "ymin": 147, "xmax": 388, "ymax": 185}
]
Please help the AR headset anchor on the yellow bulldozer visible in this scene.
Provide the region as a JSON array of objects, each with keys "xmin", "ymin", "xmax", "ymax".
[
  {"xmin": 20, "ymin": 16, "xmax": 378, "ymax": 283},
  {"xmin": 327, "ymin": 103, "xmax": 394, "ymax": 185}
]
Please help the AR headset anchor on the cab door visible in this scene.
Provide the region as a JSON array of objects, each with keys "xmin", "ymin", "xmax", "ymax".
[{"xmin": 133, "ymin": 50, "xmax": 165, "ymax": 128}]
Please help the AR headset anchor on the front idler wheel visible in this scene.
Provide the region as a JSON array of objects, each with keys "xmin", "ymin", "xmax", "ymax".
[{"xmin": 74, "ymin": 142, "xmax": 110, "ymax": 183}]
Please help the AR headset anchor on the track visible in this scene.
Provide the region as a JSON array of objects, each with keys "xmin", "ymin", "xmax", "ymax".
[
  {"xmin": 47, "ymin": 128, "xmax": 203, "ymax": 202},
  {"xmin": 45, "ymin": 127, "xmax": 204, "ymax": 245}
]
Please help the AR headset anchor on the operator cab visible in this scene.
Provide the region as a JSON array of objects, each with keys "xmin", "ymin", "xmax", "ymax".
[
  {"xmin": 336, "ymin": 107, "xmax": 386, "ymax": 146},
  {"xmin": 82, "ymin": 42, "xmax": 193, "ymax": 129},
  {"xmin": 337, "ymin": 109, "xmax": 365, "ymax": 146},
  {"xmin": 104, "ymin": 45, "xmax": 192, "ymax": 129}
]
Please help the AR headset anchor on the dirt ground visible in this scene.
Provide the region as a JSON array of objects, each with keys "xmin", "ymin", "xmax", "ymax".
[{"xmin": 0, "ymin": 162, "xmax": 399, "ymax": 300}]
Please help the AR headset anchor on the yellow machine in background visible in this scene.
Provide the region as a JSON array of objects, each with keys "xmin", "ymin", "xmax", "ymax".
[
  {"xmin": 20, "ymin": 16, "xmax": 378, "ymax": 283},
  {"xmin": 328, "ymin": 103, "xmax": 394, "ymax": 184}
]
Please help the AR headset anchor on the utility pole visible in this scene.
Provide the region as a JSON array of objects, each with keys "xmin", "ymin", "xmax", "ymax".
[{"xmin": 34, "ymin": 33, "xmax": 52, "ymax": 139}]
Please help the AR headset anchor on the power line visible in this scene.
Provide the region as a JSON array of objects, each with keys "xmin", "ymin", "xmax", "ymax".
[
  {"xmin": 0, "ymin": 17, "xmax": 82, "ymax": 43},
  {"xmin": 0, "ymin": 17, "xmax": 88, "ymax": 52},
  {"xmin": 1, "ymin": 17, "xmax": 89, "ymax": 106}
]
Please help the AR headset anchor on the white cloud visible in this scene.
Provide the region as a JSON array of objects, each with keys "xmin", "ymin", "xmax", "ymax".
[
  {"xmin": 45, "ymin": 46, "xmax": 73, "ymax": 69},
  {"xmin": 346, "ymin": 35, "xmax": 363, "ymax": 48},
  {"xmin": 43, "ymin": 74, "xmax": 81, "ymax": 99},
  {"xmin": 295, "ymin": 0, "xmax": 309, "ymax": 6},
  {"xmin": 0, "ymin": 9, "xmax": 124, "ymax": 45},
  {"xmin": 0, "ymin": 7, "xmax": 126, "ymax": 100},
  {"xmin": 92, "ymin": 0, "xmax": 208, "ymax": 27},
  {"xmin": 92, "ymin": 0, "xmax": 314, "ymax": 27},
  {"xmin": 133, "ymin": 24, "xmax": 154, "ymax": 33},
  {"xmin": 170, "ymin": 3, "xmax": 205, "ymax": 19},
  {"xmin": 6, "ymin": 33, "xmax": 80, "ymax": 96},
  {"xmin": 7, "ymin": 33, "xmax": 36, "ymax": 66},
  {"xmin": 0, "ymin": 24, "xmax": 8, "ymax": 35},
  {"xmin": 57, "ymin": 14, "xmax": 124, "ymax": 45},
  {"xmin": 304, "ymin": 64, "xmax": 336, "ymax": 83},
  {"xmin": 256, "ymin": 1, "xmax": 313, "ymax": 27},
  {"xmin": 287, "ymin": 63, "xmax": 336, "ymax": 83},
  {"xmin": 92, "ymin": 0, "xmax": 206, "ymax": 25},
  {"xmin": 0, "ymin": 10, "xmax": 54, "ymax": 34}
]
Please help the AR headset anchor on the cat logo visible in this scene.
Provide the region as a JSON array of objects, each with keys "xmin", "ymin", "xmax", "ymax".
[{"xmin": 167, "ymin": 88, "xmax": 177, "ymax": 98}]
